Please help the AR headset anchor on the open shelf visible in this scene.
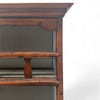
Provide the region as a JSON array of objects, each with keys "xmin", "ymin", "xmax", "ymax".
[
  {"xmin": 0, "ymin": 68, "xmax": 56, "ymax": 78},
  {"xmin": 0, "ymin": 77, "xmax": 59, "ymax": 86},
  {"xmin": 0, "ymin": 51, "xmax": 59, "ymax": 58},
  {"xmin": 0, "ymin": 3, "xmax": 73, "ymax": 100}
]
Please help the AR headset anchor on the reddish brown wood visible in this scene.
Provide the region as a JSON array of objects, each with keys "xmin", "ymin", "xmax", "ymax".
[
  {"xmin": 0, "ymin": 3, "xmax": 73, "ymax": 100},
  {"xmin": 0, "ymin": 3, "xmax": 73, "ymax": 18},
  {"xmin": 0, "ymin": 19, "xmax": 58, "ymax": 31},
  {"xmin": 0, "ymin": 77, "xmax": 59, "ymax": 86},
  {"xmin": 24, "ymin": 58, "xmax": 32, "ymax": 78},
  {"xmin": 56, "ymin": 19, "xmax": 63, "ymax": 100},
  {"xmin": 0, "ymin": 3, "xmax": 73, "ymax": 8},
  {"xmin": 0, "ymin": 51, "xmax": 59, "ymax": 58}
]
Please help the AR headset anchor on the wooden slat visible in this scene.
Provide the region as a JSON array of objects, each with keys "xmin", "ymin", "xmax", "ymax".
[
  {"xmin": 0, "ymin": 77, "xmax": 59, "ymax": 86},
  {"xmin": 0, "ymin": 51, "xmax": 59, "ymax": 58}
]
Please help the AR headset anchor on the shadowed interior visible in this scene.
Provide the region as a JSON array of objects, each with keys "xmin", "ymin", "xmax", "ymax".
[
  {"xmin": 0, "ymin": 86, "xmax": 56, "ymax": 100},
  {"xmin": 0, "ymin": 25, "xmax": 56, "ymax": 77}
]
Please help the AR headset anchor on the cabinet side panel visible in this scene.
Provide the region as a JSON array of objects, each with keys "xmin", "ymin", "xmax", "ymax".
[{"xmin": 56, "ymin": 19, "xmax": 63, "ymax": 100}]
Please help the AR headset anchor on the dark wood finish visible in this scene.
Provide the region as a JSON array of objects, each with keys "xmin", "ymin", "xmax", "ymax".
[
  {"xmin": 56, "ymin": 19, "xmax": 63, "ymax": 100},
  {"xmin": 0, "ymin": 3, "xmax": 73, "ymax": 18},
  {"xmin": 0, "ymin": 77, "xmax": 59, "ymax": 86},
  {"xmin": 0, "ymin": 18, "xmax": 58, "ymax": 31},
  {"xmin": 24, "ymin": 58, "xmax": 32, "ymax": 78},
  {"xmin": 0, "ymin": 3, "xmax": 73, "ymax": 100},
  {"xmin": 0, "ymin": 51, "xmax": 59, "ymax": 58}
]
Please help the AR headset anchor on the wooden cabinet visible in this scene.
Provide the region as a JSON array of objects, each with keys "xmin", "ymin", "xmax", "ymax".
[{"xmin": 0, "ymin": 3, "xmax": 73, "ymax": 100}]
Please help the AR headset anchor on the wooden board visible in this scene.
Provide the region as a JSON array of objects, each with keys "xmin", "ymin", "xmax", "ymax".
[{"xmin": 0, "ymin": 77, "xmax": 59, "ymax": 86}]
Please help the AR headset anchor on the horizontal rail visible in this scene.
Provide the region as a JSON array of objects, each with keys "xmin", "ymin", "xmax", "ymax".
[
  {"xmin": 0, "ymin": 51, "xmax": 59, "ymax": 58},
  {"xmin": 0, "ymin": 77, "xmax": 59, "ymax": 86}
]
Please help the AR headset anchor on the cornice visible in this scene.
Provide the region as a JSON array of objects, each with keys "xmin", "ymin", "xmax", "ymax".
[{"xmin": 0, "ymin": 3, "xmax": 73, "ymax": 18}]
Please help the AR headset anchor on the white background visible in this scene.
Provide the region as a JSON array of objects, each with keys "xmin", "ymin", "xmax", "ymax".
[{"xmin": 0, "ymin": 0, "xmax": 100, "ymax": 100}]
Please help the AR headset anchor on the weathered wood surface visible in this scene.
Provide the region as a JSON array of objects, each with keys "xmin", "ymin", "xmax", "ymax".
[
  {"xmin": 0, "ymin": 77, "xmax": 59, "ymax": 86},
  {"xmin": 0, "ymin": 51, "xmax": 59, "ymax": 58},
  {"xmin": 24, "ymin": 58, "xmax": 32, "ymax": 78},
  {"xmin": 0, "ymin": 3, "xmax": 73, "ymax": 100},
  {"xmin": 0, "ymin": 3, "xmax": 73, "ymax": 18},
  {"xmin": 56, "ymin": 19, "xmax": 63, "ymax": 100}
]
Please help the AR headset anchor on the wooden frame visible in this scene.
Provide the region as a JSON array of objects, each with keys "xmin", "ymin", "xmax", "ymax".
[
  {"xmin": 0, "ymin": 51, "xmax": 59, "ymax": 58},
  {"xmin": 0, "ymin": 77, "xmax": 59, "ymax": 86},
  {"xmin": 0, "ymin": 3, "xmax": 73, "ymax": 100}
]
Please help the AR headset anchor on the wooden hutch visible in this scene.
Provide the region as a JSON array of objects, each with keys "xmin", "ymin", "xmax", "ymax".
[{"xmin": 0, "ymin": 3, "xmax": 73, "ymax": 100}]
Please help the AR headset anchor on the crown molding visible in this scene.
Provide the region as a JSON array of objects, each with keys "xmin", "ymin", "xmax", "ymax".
[{"xmin": 0, "ymin": 3, "xmax": 73, "ymax": 18}]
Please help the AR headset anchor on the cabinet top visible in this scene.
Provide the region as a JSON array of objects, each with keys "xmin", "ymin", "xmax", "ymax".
[{"xmin": 0, "ymin": 3, "xmax": 73, "ymax": 18}]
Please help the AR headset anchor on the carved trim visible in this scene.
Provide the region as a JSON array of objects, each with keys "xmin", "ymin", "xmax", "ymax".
[{"xmin": 0, "ymin": 18, "xmax": 58, "ymax": 31}]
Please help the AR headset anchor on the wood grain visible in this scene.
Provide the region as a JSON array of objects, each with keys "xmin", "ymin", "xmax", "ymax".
[
  {"xmin": 56, "ymin": 19, "xmax": 63, "ymax": 100},
  {"xmin": 0, "ymin": 19, "xmax": 58, "ymax": 31},
  {"xmin": 0, "ymin": 3, "xmax": 73, "ymax": 18},
  {"xmin": 0, "ymin": 3, "xmax": 73, "ymax": 100},
  {"xmin": 0, "ymin": 77, "xmax": 59, "ymax": 86},
  {"xmin": 24, "ymin": 58, "xmax": 32, "ymax": 78},
  {"xmin": 0, "ymin": 51, "xmax": 59, "ymax": 58}
]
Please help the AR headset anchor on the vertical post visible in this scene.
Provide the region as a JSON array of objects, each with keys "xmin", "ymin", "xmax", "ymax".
[
  {"xmin": 24, "ymin": 58, "xmax": 32, "ymax": 78},
  {"xmin": 56, "ymin": 18, "xmax": 63, "ymax": 100}
]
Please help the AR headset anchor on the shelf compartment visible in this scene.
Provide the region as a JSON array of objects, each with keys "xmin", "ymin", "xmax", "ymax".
[
  {"xmin": 0, "ymin": 68, "xmax": 56, "ymax": 78},
  {"xmin": 0, "ymin": 58, "xmax": 55, "ymax": 69},
  {"xmin": 0, "ymin": 86, "xmax": 56, "ymax": 100},
  {"xmin": 0, "ymin": 77, "xmax": 59, "ymax": 86},
  {"xmin": 0, "ymin": 26, "xmax": 56, "ymax": 52},
  {"xmin": 0, "ymin": 75, "xmax": 55, "ymax": 78},
  {"xmin": 0, "ymin": 68, "xmax": 55, "ymax": 75},
  {"xmin": 0, "ymin": 51, "xmax": 59, "ymax": 58}
]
